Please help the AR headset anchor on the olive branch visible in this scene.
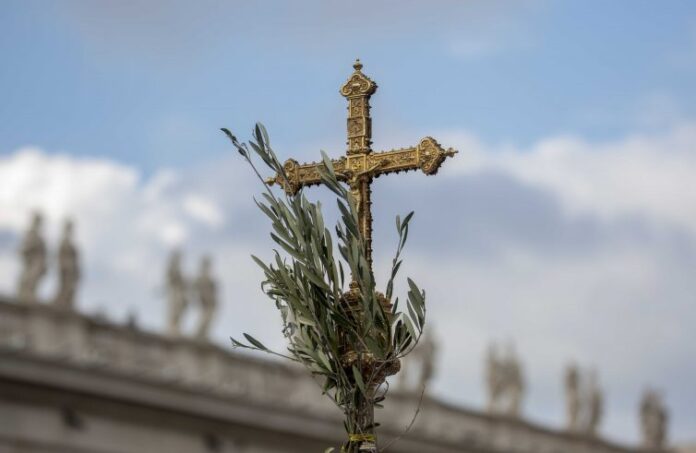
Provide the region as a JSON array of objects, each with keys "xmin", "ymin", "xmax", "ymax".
[{"xmin": 222, "ymin": 123, "xmax": 426, "ymax": 452}]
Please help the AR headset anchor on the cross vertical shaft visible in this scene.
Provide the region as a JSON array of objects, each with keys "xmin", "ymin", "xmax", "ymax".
[{"xmin": 341, "ymin": 59, "xmax": 377, "ymax": 269}]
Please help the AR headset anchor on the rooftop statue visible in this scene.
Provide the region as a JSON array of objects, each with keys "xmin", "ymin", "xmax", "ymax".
[
  {"xmin": 565, "ymin": 362, "xmax": 581, "ymax": 431},
  {"xmin": 419, "ymin": 332, "xmax": 437, "ymax": 391},
  {"xmin": 566, "ymin": 364, "xmax": 605, "ymax": 436},
  {"xmin": 641, "ymin": 389, "xmax": 668, "ymax": 449},
  {"xmin": 54, "ymin": 219, "xmax": 80, "ymax": 309},
  {"xmin": 585, "ymin": 370, "xmax": 604, "ymax": 437},
  {"xmin": 504, "ymin": 343, "xmax": 525, "ymax": 417},
  {"xmin": 194, "ymin": 255, "xmax": 217, "ymax": 341},
  {"xmin": 17, "ymin": 212, "xmax": 47, "ymax": 304},
  {"xmin": 486, "ymin": 343, "xmax": 503, "ymax": 413},
  {"xmin": 166, "ymin": 249, "xmax": 188, "ymax": 337},
  {"xmin": 486, "ymin": 341, "xmax": 525, "ymax": 417},
  {"xmin": 397, "ymin": 329, "xmax": 438, "ymax": 394}
]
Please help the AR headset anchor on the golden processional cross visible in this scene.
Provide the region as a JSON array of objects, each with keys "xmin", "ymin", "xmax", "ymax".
[{"xmin": 267, "ymin": 60, "xmax": 457, "ymax": 270}]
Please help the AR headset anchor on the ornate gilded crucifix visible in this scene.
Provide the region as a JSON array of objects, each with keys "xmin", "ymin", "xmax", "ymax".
[{"xmin": 267, "ymin": 60, "xmax": 457, "ymax": 270}]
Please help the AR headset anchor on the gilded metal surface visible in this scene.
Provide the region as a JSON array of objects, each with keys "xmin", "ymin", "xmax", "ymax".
[{"xmin": 267, "ymin": 60, "xmax": 457, "ymax": 270}]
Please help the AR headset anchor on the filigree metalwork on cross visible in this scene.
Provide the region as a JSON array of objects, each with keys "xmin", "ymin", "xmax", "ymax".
[{"xmin": 266, "ymin": 59, "xmax": 457, "ymax": 270}]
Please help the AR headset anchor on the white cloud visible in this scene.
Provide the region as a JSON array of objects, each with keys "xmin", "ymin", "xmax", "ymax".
[
  {"xmin": 0, "ymin": 147, "xmax": 137, "ymax": 233},
  {"xmin": 182, "ymin": 193, "xmax": 224, "ymax": 229},
  {"xmin": 442, "ymin": 122, "xmax": 696, "ymax": 236}
]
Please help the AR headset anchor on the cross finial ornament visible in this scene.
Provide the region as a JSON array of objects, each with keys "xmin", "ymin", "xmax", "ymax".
[{"xmin": 267, "ymin": 60, "xmax": 457, "ymax": 269}]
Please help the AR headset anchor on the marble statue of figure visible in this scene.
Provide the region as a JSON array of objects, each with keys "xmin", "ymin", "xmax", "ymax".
[
  {"xmin": 398, "ymin": 329, "xmax": 438, "ymax": 394},
  {"xmin": 166, "ymin": 250, "xmax": 188, "ymax": 337},
  {"xmin": 565, "ymin": 363, "xmax": 581, "ymax": 431},
  {"xmin": 655, "ymin": 397, "xmax": 668, "ymax": 447},
  {"xmin": 194, "ymin": 255, "xmax": 217, "ymax": 340},
  {"xmin": 485, "ymin": 341, "xmax": 525, "ymax": 417},
  {"xmin": 505, "ymin": 344, "xmax": 525, "ymax": 417},
  {"xmin": 641, "ymin": 389, "xmax": 668, "ymax": 449},
  {"xmin": 396, "ymin": 348, "xmax": 412, "ymax": 391},
  {"xmin": 418, "ymin": 332, "xmax": 437, "ymax": 390},
  {"xmin": 586, "ymin": 372, "xmax": 603, "ymax": 436},
  {"xmin": 652, "ymin": 393, "xmax": 668, "ymax": 448},
  {"xmin": 17, "ymin": 212, "xmax": 47, "ymax": 304},
  {"xmin": 485, "ymin": 343, "xmax": 502, "ymax": 413},
  {"xmin": 54, "ymin": 219, "xmax": 80, "ymax": 308}
]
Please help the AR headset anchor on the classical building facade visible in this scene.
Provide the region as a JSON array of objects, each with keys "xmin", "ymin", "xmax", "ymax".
[{"xmin": 0, "ymin": 296, "xmax": 666, "ymax": 453}]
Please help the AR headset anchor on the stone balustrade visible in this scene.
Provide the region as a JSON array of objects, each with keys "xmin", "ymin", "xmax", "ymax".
[{"xmin": 0, "ymin": 297, "xmax": 657, "ymax": 453}]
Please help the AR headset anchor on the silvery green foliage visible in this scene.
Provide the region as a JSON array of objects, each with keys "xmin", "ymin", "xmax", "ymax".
[{"xmin": 222, "ymin": 123, "xmax": 426, "ymax": 444}]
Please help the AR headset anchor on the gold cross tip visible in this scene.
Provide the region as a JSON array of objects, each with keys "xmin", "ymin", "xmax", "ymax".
[{"xmin": 341, "ymin": 59, "xmax": 377, "ymax": 98}]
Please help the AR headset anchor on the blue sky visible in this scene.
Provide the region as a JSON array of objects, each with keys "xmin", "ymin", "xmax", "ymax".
[
  {"xmin": 1, "ymin": 0, "xmax": 696, "ymax": 448},
  {"xmin": 2, "ymin": 1, "xmax": 695, "ymax": 169}
]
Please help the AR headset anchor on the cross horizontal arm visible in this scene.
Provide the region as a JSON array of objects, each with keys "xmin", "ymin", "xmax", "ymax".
[
  {"xmin": 365, "ymin": 137, "xmax": 457, "ymax": 178},
  {"xmin": 265, "ymin": 137, "xmax": 457, "ymax": 195},
  {"xmin": 265, "ymin": 157, "xmax": 348, "ymax": 195}
]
